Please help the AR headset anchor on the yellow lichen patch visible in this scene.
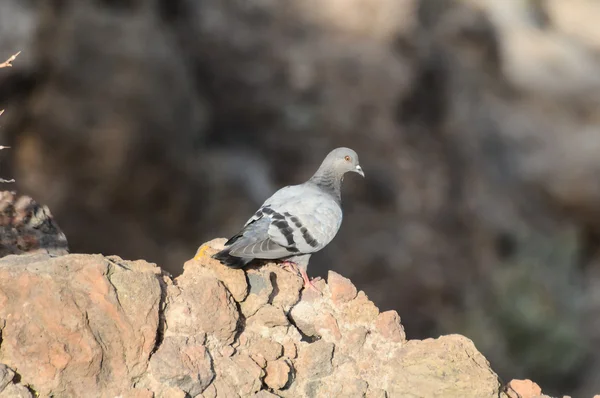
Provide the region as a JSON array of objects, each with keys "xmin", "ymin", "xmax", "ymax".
[{"xmin": 193, "ymin": 244, "xmax": 211, "ymax": 260}]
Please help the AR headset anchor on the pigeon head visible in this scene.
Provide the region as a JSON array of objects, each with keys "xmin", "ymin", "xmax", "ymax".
[
  {"xmin": 321, "ymin": 147, "xmax": 364, "ymax": 178},
  {"xmin": 309, "ymin": 147, "xmax": 364, "ymax": 198}
]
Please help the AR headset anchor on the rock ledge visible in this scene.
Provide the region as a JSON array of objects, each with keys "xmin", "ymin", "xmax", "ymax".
[{"xmin": 0, "ymin": 238, "xmax": 509, "ymax": 397}]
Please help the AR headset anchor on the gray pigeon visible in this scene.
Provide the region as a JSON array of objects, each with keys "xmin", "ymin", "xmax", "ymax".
[{"xmin": 213, "ymin": 147, "xmax": 364, "ymax": 290}]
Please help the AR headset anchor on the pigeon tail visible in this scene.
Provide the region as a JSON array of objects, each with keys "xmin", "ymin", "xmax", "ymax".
[{"xmin": 212, "ymin": 247, "xmax": 252, "ymax": 269}]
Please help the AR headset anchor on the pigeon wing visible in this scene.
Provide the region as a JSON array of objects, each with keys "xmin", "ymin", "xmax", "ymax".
[{"xmin": 225, "ymin": 184, "xmax": 342, "ymax": 259}]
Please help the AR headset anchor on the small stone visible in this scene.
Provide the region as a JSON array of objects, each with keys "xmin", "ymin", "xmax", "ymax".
[
  {"xmin": 304, "ymin": 372, "xmax": 367, "ymax": 397},
  {"xmin": 251, "ymin": 353, "xmax": 267, "ymax": 369},
  {"xmin": 300, "ymin": 280, "xmax": 327, "ymax": 302},
  {"xmin": 341, "ymin": 291, "xmax": 379, "ymax": 325},
  {"xmin": 328, "ymin": 271, "xmax": 358, "ymax": 304},
  {"xmin": 366, "ymin": 387, "xmax": 388, "ymax": 398},
  {"xmin": 341, "ymin": 379, "xmax": 368, "ymax": 397},
  {"xmin": 248, "ymin": 305, "xmax": 289, "ymax": 327},
  {"xmin": 241, "ymin": 271, "xmax": 274, "ymax": 317},
  {"xmin": 232, "ymin": 354, "xmax": 264, "ymax": 395},
  {"xmin": 248, "ymin": 337, "xmax": 283, "ymax": 361},
  {"xmin": 199, "ymin": 383, "xmax": 217, "ymax": 398},
  {"xmin": 295, "ymin": 340, "xmax": 334, "ymax": 380},
  {"xmin": 283, "ymin": 341, "xmax": 297, "ymax": 359},
  {"xmin": 267, "ymin": 264, "xmax": 303, "ymax": 311},
  {"xmin": 210, "ymin": 380, "xmax": 240, "ymax": 398},
  {"xmin": 252, "ymin": 391, "xmax": 281, "ymax": 398},
  {"xmin": 344, "ymin": 326, "xmax": 368, "ymax": 354},
  {"xmin": 289, "ymin": 301, "xmax": 319, "ymax": 337},
  {"xmin": 332, "ymin": 351, "xmax": 355, "ymax": 369},
  {"xmin": 315, "ymin": 312, "xmax": 342, "ymax": 341},
  {"xmin": 375, "ymin": 310, "xmax": 406, "ymax": 343},
  {"xmin": 149, "ymin": 335, "xmax": 214, "ymax": 396},
  {"xmin": 238, "ymin": 333, "xmax": 249, "ymax": 347},
  {"xmin": 122, "ymin": 388, "xmax": 154, "ymax": 398},
  {"xmin": 264, "ymin": 359, "xmax": 291, "ymax": 390},
  {"xmin": 506, "ymin": 380, "xmax": 542, "ymax": 398},
  {"xmin": 247, "ymin": 271, "xmax": 272, "ymax": 295},
  {"xmin": 221, "ymin": 345, "xmax": 236, "ymax": 357},
  {"xmin": 167, "ymin": 275, "xmax": 239, "ymax": 344},
  {"xmin": 0, "ymin": 364, "xmax": 15, "ymax": 392},
  {"xmin": 0, "ymin": 383, "xmax": 32, "ymax": 398},
  {"xmin": 212, "ymin": 354, "xmax": 264, "ymax": 396},
  {"xmin": 162, "ymin": 387, "xmax": 188, "ymax": 398}
]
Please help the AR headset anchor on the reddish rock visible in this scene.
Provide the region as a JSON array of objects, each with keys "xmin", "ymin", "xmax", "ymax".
[
  {"xmin": 300, "ymin": 278, "xmax": 327, "ymax": 302},
  {"xmin": 283, "ymin": 341, "xmax": 297, "ymax": 359},
  {"xmin": 264, "ymin": 359, "xmax": 291, "ymax": 390},
  {"xmin": 341, "ymin": 291, "xmax": 380, "ymax": 325},
  {"xmin": 217, "ymin": 354, "xmax": 264, "ymax": 396},
  {"xmin": 266, "ymin": 264, "xmax": 303, "ymax": 311},
  {"xmin": 199, "ymin": 383, "xmax": 218, "ymax": 398},
  {"xmin": 252, "ymin": 391, "xmax": 281, "ymax": 398},
  {"xmin": 167, "ymin": 274, "xmax": 238, "ymax": 345},
  {"xmin": 148, "ymin": 335, "xmax": 214, "ymax": 396},
  {"xmin": 306, "ymin": 376, "xmax": 368, "ymax": 397},
  {"xmin": 250, "ymin": 353, "xmax": 267, "ymax": 369},
  {"xmin": 506, "ymin": 379, "xmax": 543, "ymax": 398},
  {"xmin": 247, "ymin": 337, "xmax": 283, "ymax": 362},
  {"xmin": 220, "ymin": 345, "xmax": 235, "ymax": 358},
  {"xmin": 122, "ymin": 388, "xmax": 155, "ymax": 398},
  {"xmin": 160, "ymin": 387, "xmax": 186, "ymax": 398},
  {"xmin": 343, "ymin": 326, "xmax": 369, "ymax": 355},
  {"xmin": 375, "ymin": 310, "xmax": 406, "ymax": 343},
  {"xmin": 295, "ymin": 340, "xmax": 335, "ymax": 380},
  {"xmin": 0, "ymin": 240, "xmax": 512, "ymax": 397},
  {"xmin": 185, "ymin": 239, "xmax": 248, "ymax": 302},
  {"xmin": 315, "ymin": 312, "xmax": 342, "ymax": 341},
  {"xmin": 0, "ymin": 254, "xmax": 162, "ymax": 397},
  {"xmin": 248, "ymin": 305, "xmax": 289, "ymax": 328},
  {"xmin": 327, "ymin": 271, "xmax": 358, "ymax": 304}
]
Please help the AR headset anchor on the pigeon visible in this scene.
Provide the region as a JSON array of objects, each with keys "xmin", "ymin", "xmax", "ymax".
[{"xmin": 213, "ymin": 147, "xmax": 364, "ymax": 290}]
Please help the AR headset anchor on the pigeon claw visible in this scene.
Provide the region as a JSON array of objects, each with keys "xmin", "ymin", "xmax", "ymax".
[
  {"xmin": 300, "ymin": 268, "xmax": 322, "ymax": 295},
  {"xmin": 281, "ymin": 260, "xmax": 300, "ymax": 274}
]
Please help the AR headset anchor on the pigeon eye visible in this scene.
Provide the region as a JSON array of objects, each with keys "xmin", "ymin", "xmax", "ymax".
[{"xmin": 344, "ymin": 155, "xmax": 351, "ymax": 162}]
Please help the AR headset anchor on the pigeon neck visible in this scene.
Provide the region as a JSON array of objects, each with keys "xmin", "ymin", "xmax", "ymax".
[{"xmin": 309, "ymin": 168, "xmax": 342, "ymax": 204}]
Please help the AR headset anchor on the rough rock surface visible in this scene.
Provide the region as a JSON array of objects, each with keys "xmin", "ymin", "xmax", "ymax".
[{"xmin": 0, "ymin": 238, "xmax": 511, "ymax": 397}]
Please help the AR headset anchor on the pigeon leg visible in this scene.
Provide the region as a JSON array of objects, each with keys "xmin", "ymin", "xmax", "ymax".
[
  {"xmin": 280, "ymin": 260, "xmax": 300, "ymax": 275},
  {"xmin": 284, "ymin": 254, "xmax": 320, "ymax": 293},
  {"xmin": 299, "ymin": 267, "xmax": 321, "ymax": 293}
]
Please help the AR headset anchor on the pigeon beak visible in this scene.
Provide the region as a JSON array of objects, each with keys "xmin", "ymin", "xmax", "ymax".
[{"xmin": 355, "ymin": 165, "xmax": 365, "ymax": 177}]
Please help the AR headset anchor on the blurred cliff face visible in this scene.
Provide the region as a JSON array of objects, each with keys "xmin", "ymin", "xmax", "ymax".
[{"xmin": 2, "ymin": 0, "xmax": 600, "ymax": 395}]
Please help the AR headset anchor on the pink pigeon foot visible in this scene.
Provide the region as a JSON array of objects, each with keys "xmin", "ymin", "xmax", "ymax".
[
  {"xmin": 281, "ymin": 260, "xmax": 300, "ymax": 274},
  {"xmin": 299, "ymin": 267, "xmax": 322, "ymax": 294}
]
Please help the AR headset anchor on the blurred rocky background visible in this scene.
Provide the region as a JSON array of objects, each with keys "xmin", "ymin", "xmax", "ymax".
[{"xmin": 1, "ymin": 0, "xmax": 600, "ymax": 396}]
